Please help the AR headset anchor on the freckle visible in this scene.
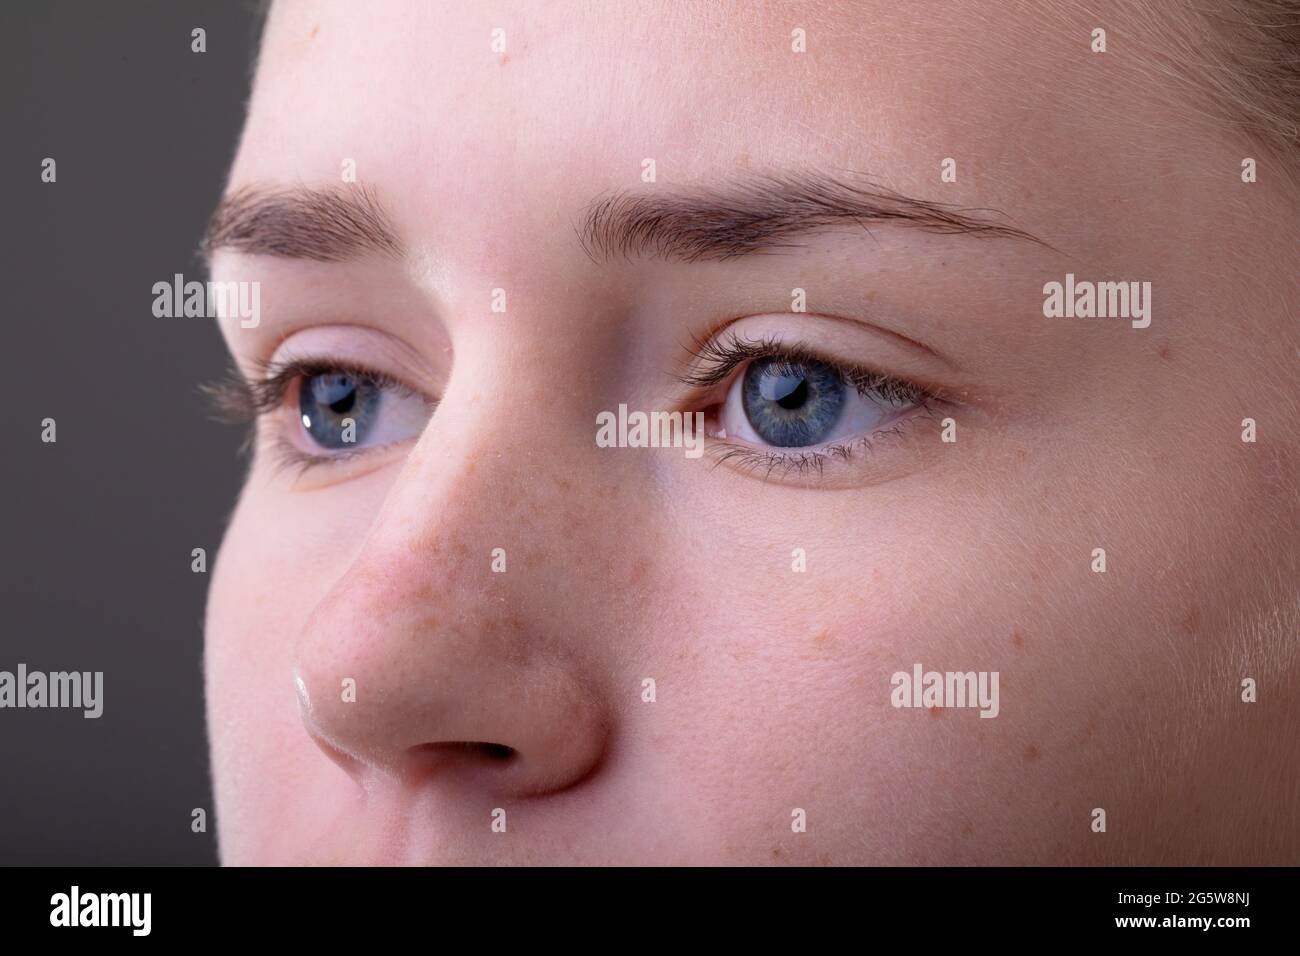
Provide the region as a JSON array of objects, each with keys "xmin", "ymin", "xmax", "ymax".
[
  {"xmin": 928, "ymin": 706, "xmax": 943, "ymax": 718},
  {"xmin": 864, "ymin": 289, "xmax": 878, "ymax": 301},
  {"xmin": 508, "ymin": 616, "xmax": 525, "ymax": 632},
  {"xmin": 771, "ymin": 846, "xmax": 782, "ymax": 858},
  {"xmin": 499, "ymin": 54, "xmax": 510, "ymax": 65},
  {"xmin": 1182, "ymin": 606, "xmax": 1201, "ymax": 634},
  {"xmin": 813, "ymin": 628, "xmax": 832, "ymax": 648},
  {"xmin": 961, "ymin": 820, "xmax": 975, "ymax": 838},
  {"xmin": 818, "ymin": 853, "xmax": 832, "ymax": 865},
  {"xmin": 1030, "ymin": 572, "xmax": 1040, "ymax": 583},
  {"xmin": 1011, "ymin": 630, "xmax": 1025, "ymax": 649},
  {"xmin": 628, "ymin": 559, "xmax": 650, "ymax": 586},
  {"xmin": 308, "ymin": 24, "xmax": 319, "ymax": 39},
  {"xmin": 736, "ymin": 153, "xmax": 751, "ymax": 168},
  {"xmin": 1023, "ymin": 744, "xmax": 1041, "ymax": 762}
]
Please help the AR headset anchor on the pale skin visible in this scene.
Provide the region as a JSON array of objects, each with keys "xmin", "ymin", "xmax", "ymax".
[{"xmin": 205, "ymin": 0, "xmax": 1299, "ymax": 864}]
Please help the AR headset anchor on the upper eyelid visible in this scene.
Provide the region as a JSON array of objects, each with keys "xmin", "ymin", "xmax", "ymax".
[
  {"xmin": 254, "ymin": 356, "xmax": 416, "ymax": 407},
  {"xmin": 202, "ymin": 356, "xmax": 426, "ymax": 425},
  {"xmin": 676, "ymin": 330, "xmax": 925, "ymax": 398}
]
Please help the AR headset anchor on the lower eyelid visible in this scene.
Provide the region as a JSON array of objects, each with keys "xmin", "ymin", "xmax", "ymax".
[
  {"xmin": 261, "ymin": 428, "xmax": 419, "ymax": 488},
  {"xmin": 703, "ymin": 401, "xmax": 947, "ymax": 486}
]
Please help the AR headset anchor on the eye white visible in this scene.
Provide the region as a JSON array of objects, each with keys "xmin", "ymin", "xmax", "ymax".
[{"xmin": 718, "ymin": 364, "xmax": 910, "ymax": 448}]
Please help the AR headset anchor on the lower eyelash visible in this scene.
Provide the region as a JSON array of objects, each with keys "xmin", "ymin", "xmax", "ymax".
[
  {"xmin": 265, "ymin": 432, "xmax": 356, "ymax": 478},
  {"xmin": 705, "ymin": 402, "xmax": 940, "ymax": 481}
]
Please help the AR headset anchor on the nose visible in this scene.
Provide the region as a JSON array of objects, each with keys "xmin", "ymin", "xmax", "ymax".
[{"xmin": 292, "ymin": 437, "xmax": 611, "ymax": 798}]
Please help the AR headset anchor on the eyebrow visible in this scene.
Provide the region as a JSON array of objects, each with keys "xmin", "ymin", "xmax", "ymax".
[
  {"xmin": 203, "ymin": 170, "xmax": 1045, "ymax": 265},
  {"xmin": 578, "ymin": 169, "xmax": 1047, "ymax": 263},
  {"xmin": 201, "ymin": 184, "xmax": 403, "ymax": 262}
]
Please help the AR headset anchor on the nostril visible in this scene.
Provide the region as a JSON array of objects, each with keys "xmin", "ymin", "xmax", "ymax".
[
  {"xmin": 408, "ymin": 741, "xmax": 517, "ymax": 771},
  {"xmin": 444, "ymin": 740, "xmax": 516, "ymax": 761}
]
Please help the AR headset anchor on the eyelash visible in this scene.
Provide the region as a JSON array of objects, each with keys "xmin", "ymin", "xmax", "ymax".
[
  {"xmin": 679, "ymin": 330, "xmax": 941, "ymax": 478},
  {"xmin": 202, "ymin": 357, "xmax": 416, "ymax": 474},
  {"xmin": 204, "ymin": 336, "xmax": 938, "ymax": 481}
]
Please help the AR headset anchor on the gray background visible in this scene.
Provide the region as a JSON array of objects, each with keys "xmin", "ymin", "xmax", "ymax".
[{"xmin": 1, "ymin": 1, "xmax": 262, "ymax": 865}]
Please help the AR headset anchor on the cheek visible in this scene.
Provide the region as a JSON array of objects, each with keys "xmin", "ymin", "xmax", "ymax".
[
  {"xmin": 204, "ymin": 485, "xmax": 363, "ymax": 864},
  {"xmin": 665, "ymin": 483, "xmax": 1140, "ymax": 864}
]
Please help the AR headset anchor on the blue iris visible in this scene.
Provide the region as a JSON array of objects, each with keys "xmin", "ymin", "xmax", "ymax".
[
  {"xmin": 741, "ymin": 357, "xmax": 846, "ymax": 447},
  {"xmin": 299, "ymin": 373, "xmax": 379, "ymax": 448}
]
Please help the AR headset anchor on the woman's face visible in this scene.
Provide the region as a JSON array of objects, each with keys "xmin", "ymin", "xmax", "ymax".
[{"xmin": 205, "ymin": 0, "xmax": 1298, "ymax": 864}]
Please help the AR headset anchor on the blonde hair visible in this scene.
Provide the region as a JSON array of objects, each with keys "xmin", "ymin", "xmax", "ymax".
[{"xmin": 1135, "ymin": 0, "xmax": 1300, "ymax": 160}]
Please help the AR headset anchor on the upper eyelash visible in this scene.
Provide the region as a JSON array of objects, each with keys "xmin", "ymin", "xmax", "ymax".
[
  {"xmin": 678, "ymin": 329, "xmax": 926, "ymax": 404},
  {"xmin": 202, "ymin": 339, "xmax": 930, "ymax": 479},
  {"xmin": 201, "ymin": 356, "xmax": 408, "ymax": 425},
  {"xmin": 677, "ymin": 328, "xmax": 942, "ymax": 477}
]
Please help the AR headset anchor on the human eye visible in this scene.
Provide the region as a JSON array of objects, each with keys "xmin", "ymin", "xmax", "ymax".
[
  {"xmin": 679, "ymin": 329, "xmax": 947, "ymax": 483},
  {"xmin": 206, "ymin": 355, "xmax": 435, "ymax": 475}
]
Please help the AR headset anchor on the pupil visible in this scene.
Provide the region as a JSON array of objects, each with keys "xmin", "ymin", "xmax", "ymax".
[
  {"xmin": 300, "ymin": 373, "xmax": 374, "ymax": 450},
  {"xmin": 314, "ymin": 374, "xmax": 356, "ymax": 413},
  {"xmin": 329, "ymin": 388, "xmax": 355, "ymax": 414},
  {"xmin": 741, "ymin": 357, "xmax": 846, "ymax": 448},
  {"xmin": 775, "ymin": 377, "xmax": 808, "ymax": 409},
  {"xmin": 760, "ymin": 372, "xmax": 809, "ymax": 409}
]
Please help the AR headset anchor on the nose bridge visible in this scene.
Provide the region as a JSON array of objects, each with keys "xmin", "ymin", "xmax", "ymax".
[{"xmin": 292, "ymin": 370, "xmax": 614, "ymax": 794}]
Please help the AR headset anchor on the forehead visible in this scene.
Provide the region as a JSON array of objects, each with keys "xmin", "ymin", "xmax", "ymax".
[
  {"xmin": 231, "ymin": 0, "xmax": 1231, "ymax": 287},
  {"xmin": 235, "ymin": 3, "xmax": 1122, "ymax": 212}
]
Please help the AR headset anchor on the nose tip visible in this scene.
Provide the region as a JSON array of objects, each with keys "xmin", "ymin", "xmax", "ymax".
[{"xmin": 292, "ymin": 601, "xmax": 610, "ymax": 797}]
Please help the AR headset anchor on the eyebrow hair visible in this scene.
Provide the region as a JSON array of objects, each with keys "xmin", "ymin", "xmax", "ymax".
[
  {"xmin": 203, "ymin": 170, "xmax": 1045, "ymax": 267},
  {"xmin": 201, "ymin": 184, "xmax": 403, "ymax": 262},
  {"xmin": 577, "ymin": 169, "xmax": 1048, "ymax": 263}
]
